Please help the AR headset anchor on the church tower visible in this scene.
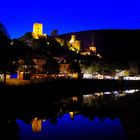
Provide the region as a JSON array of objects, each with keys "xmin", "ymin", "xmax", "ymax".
[{"xmin": 89, "ymin": 34, "xmax": 96, "ymax": 54}]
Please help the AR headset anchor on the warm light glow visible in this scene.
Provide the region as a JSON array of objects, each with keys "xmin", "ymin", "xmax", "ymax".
[
  {"xmin": 11, "ymin": 41, "xmax": 14, "ymax": 45},
  {"xmin": 72, "ymin": 73, "xmax": 78, "ymax": 78},
  {"xmin": 31, "ymin": 118, "xmax": 42, "ymax": 132},
  {"xmin": 55, "ymin": 37, "xmax": 65, "ymax": 46},
  {"xmin": 73, "ymin": 40, "xmax": 80, "ymax": 51},
  {"xmin": 69, "ymin": 35, "xmax": 80, "ymax": 52},
  {"xmin": 32, "ymin": 23, "xmax": 47, "ymax": 39},
  {"xmin": 33, "ymin": 23, "xmax": 43, "ymax": 35},
  {"xmin": 80, "ymin": 52, "xmax": 90, "ymax": 55},
  {"xmin": 69, "ymin": 112, "xmax": 74, "ymax": 119},
  {"xmin": 95, "ymin": 92, "xmax": 103, "ymax": 96},
  {"xmin": 69, "ymin": 35, "xmax": 76, "ymax": 44},
  {"xmin": 97, "ymin": 53, "xmax": 102, "ymax": 58},
  {"xmin": 18, "ymin": 72, "xmax": 24, "ymax": 80},
  {"xmin": 6, "ymin": 74, "xmax": 10, "ymax": 79},
  {"xmin": 89, "ymin": 46, "xmax": 96, "ymax": 53},
  {"xmin": 72, "ymin": 97, "xmax": 78, "ymax": 101}
]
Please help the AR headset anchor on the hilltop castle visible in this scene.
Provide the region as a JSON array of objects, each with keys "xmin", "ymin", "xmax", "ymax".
[
  {"xmin": 32, "ymin": 23, "xmax": 47, "ymax": 39},
  {"xmin": 69, "ymin": 35, "xmax": 81, "ymax": 52},
  {"xmin": 31, "ymin": 22, "xmax": 98, "ymax": 55}
]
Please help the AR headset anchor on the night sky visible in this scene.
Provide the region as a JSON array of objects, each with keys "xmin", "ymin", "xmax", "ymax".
[{"xmin": 0, "ymin": 0, "xmax": 140, "ymax": 39}]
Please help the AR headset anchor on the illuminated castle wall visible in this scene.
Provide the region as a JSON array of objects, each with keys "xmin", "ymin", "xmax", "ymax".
[
  {"xmin": 70, "ymin": 35, "xmax": 76, "ymax": 44},
  {"xmin": 55, "ymin": 37, "xmax": 65, "ymax": 46},
  {"xmin": 69, "ymin": 35, "xmax": 81, "ymax": 52},
  {"xmin": 33, "ymin": 23, "xmax": 43, "ymax": 34},
  {"xmin": 32, "ymin": 23, "xmax": 46, "ymax": 39}
]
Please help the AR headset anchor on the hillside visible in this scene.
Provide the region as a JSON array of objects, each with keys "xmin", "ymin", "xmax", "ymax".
[
  {"xmin": 18, "ymin": 30, "xmax": 140, "ymax": 62},
  {"xmin": 18, "ymin": 32, "xmax": 72, "ymax": 57},
  {"xmin": 59, "ymin": 29, "xmax": 140, "ymax": 61}
]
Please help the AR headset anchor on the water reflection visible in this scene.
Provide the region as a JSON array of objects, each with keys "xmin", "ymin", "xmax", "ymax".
[
  {"xmin": 31, "ymin": 118, "xmax": 42, "ymax": 132},
  {"xmin": 9, "ymin": 88, "xmax": 139, "ymax": 140},
  {"xmin": 16, "ymin": 115, "xmax": 126, "ymax": 140}
]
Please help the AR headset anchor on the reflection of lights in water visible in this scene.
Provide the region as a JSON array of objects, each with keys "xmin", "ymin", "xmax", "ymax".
[
  {"xmin": 95, "ymin": 92, "xmax": 103, "ymax": 96},
  {"xmin": 83, "ymin": 89, "xmax": 140, "ymax": 99},
  {"xmin": 83, "ymin": 94, "xmax": 96, "ymax": 99},
  {"xmin": 82, "ymin": 89, "xmax": 140, "ymax": 103},
  {"xmin": 83, "ymin": 94, "xmax": 96, "ymax": 105},
  {"xmin": 113, "ymin": 89, "xmax": 139, "ymax": 98},
  {"xmin": 113, "ymin": 91, "xmax": 119, "ymax": 94},
  {"xmin": 123, "ymin": 76, "xmax": 140, "ymax": 80},
  {"xmin": 16, "ymin": 116, "xmax": 126, "ymax": 140},
  {"xmin": 117, "ymin": 93, "xmax": 126, "ymax": 97},
  {"xmin": 83, "ymin": 94, "xmax": 93, "ymax": 98},
  {"xmin": 42, "ymin": 119, "xmax": 46, "ymax": 122},
  {"xmin": 69, "ymin": 112, "xmax": 74, "ymax": 119},
  {"xmin": 104, "ymin": 92, "xmax": 112, "ymax": 95},
  {"xmin": 124, "ymin": 89, "xmax": 139, "ymax": 94},
  {"xmin": 84, "ymin": 89, "xmax": 139, "ymax": 101},
  {"xmin": 72, "ymin": 97, "xmax": 78, "ymax": 101},
  {"xmin": 31, "ymin": 118, "xmax": 42, "ymax": 133}
]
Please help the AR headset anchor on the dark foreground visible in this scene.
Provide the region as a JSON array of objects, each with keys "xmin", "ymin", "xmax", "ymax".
[
  {"xmin": 0, "ymin": 79, "xmax": 140, "ymax": 139},
  {"xmin": 1, "ymin": 78, "xmax": 140, "ymax": 94}
]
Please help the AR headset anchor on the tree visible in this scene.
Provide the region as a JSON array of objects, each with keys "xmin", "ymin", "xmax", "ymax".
[
  {"xmin": 70, "ymin": 61, "xmax": 81, "ymax": 74},
  {"xmin": 0, "ymin": 22, "xmax": 11, "ymax": 83},
  {"xmin": 11, "ymin": 39, "xmax": 36, "ymax": 78},
  {"xmin": 51, "ymin": 29, "xmax": 58, "ymax": 37}
]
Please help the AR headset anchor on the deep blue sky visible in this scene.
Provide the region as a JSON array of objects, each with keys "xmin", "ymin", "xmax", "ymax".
[{"xmin": 0, "ymin": 0, "xmax": 140, "ymax": 39}]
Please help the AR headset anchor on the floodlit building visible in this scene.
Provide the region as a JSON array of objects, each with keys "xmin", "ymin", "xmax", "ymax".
[
  {"xmin": 69, "ymin": 35, "xmax": 81, "ymax": 52},
  {"xmin": 59, "ymin": 63, "xmax": 70, "ymax": 78},
  {"xmin": 89, "ymin": 36, "xmax": 96, "ymax": 54},
  {"xmin": 33, "ymin": 58, "xmax": 46, "ymax": 73},
  {"xmin": 89, "ymin": 46, "xmax": 96, "ymax": 54},
  {"xmin": 55, "ymin": 37, "xmax": 65, "ymax": 46},
  {"xmin": 32, "ymin": 23, "xmax": 47, "ymax": 39}
]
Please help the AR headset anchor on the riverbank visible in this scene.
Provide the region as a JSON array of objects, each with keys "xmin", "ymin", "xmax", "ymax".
[
  {"xmin": 1, "ymin": 78, "xmax": 140, "ymax": 95},
  {"xmin": 0, "ymin": 78, "xmax": 140, "ymax": 86}
]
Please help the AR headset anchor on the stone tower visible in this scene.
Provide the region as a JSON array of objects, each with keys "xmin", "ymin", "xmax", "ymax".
[
  {"xmin": 70, "ymin": 35, "xmax": 76, "ymax": 43},
  {"xmin": 33, "ymin": 23, "xmax": 43, "ymax": 35},
  {"xmin": 69, "ymin": 35, "xmax": 81, "ymax": 52},
  {"xmin": 32, "ymin": 23, "xmax": 46, "ymax": 39}
]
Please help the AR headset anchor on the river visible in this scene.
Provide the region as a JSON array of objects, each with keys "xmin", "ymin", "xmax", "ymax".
[{"xmin": 2, "ymin": 88, "xmax": 140, "ymax": 140}]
